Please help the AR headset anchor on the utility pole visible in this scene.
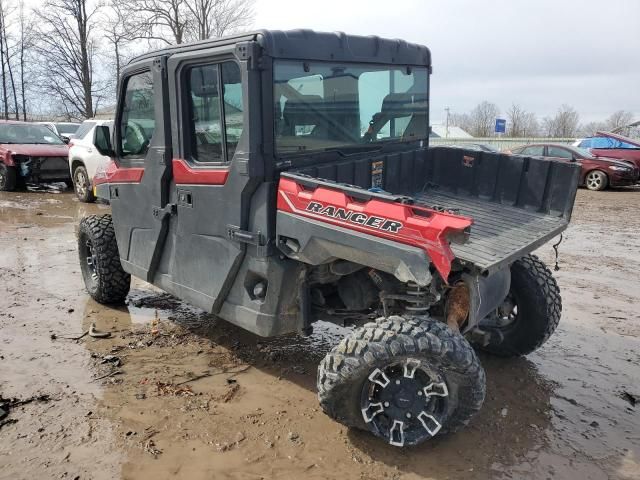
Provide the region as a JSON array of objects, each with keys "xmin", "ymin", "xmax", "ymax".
[{"xmin": 445, "ymin": 107, "xmax": 450, "ymax": 138}]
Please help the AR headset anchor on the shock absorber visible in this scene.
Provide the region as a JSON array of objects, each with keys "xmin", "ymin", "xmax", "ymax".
[{"xmin": 404, "ymin": 282, "xmax": 431, "ymax": 314}]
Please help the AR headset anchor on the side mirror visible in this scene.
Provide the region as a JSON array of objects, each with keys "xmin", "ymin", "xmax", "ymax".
[
  {"xmin": 94, "ymin": 125, "xmax": 116, "ymax": 157},
  {"xmin": 62, "ymin": 136, "xmax": 70, "ymax": 145}
]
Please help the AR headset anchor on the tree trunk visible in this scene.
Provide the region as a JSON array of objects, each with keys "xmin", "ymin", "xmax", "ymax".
[{"xmin": 0, "ymin": 2, "xmax": 7, "ymax": 120}]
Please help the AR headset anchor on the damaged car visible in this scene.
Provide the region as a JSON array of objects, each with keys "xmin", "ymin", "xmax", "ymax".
[{"xmin": 0, "ymin": 120, "xmax": 71, "ymax": 191}]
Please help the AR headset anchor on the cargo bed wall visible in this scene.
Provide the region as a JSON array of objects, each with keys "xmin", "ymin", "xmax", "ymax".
[
  {"xmin": 293, "ymin": 147, "xmax": 580, "ymax": 220},
  {"xmin": 290, "ymin": 146, "xmax": 581, "ymax": 273}
]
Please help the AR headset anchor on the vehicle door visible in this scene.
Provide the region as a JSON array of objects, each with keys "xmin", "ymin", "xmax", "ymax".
[
  {"xmin": 109, "ymin": 58, "xmax": 173, "ymax": 282},
  {"xmin": 164, "ymin": 49, "xmax": 254, "ymax": 312}
]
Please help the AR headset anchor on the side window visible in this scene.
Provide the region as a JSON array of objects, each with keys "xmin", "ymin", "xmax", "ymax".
[
  {"xmin": 521, "ymin": 146, "xmax": 544, "ymax": 156},
  {"xmin": 578, "ymin": 139, "xmax": 591, "ymax": 148},
  {"xmin": 120, "ymin": 71, "xmax": 155, "ymax": 158},
  {"xmin": 548, "ymin": 146, "xmax": 573, "ymax": 158},
  {"xmin": 222, "ymin": 62, "xmax": 243, "ymax": 160},
  {"xmin": 186, "ymin": 61, "xmax": 243, "ymax": 163}
]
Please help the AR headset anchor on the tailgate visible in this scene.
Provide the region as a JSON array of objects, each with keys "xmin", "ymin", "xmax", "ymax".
[{"xmin": 414, "ymin": 147, "xmax": 581, "ymax": 274}]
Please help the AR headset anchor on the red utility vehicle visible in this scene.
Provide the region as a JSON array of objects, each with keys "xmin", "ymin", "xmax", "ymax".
[{"xmin": 0, "ymin": 120, "xmax": 70, "ymax": 191}]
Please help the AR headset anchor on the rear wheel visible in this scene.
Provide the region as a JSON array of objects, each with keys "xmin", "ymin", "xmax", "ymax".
[
  {"xmin": 78, "ymin": 214, "xmax": 130, "ymax": 304},
  {"xmin": 0, "ymin": 164, "xmax": 17, "ymax": 191},
  {"xmin": 318, "ymin": 316, "xmax": 485, "ymax": 447},
  {"xmin": 585, "ymin": 170, "xmax": 608, "ymax": 191},
  {"xmin": 73, "ymin": 165, "xmax": 95, "ymax": 203},
  {"xmin": 476, "ymin": 254, "xmax": 561, "ymax": 357}
]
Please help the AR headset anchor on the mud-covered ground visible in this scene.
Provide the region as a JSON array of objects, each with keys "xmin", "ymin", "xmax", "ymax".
[{"xmin": 0, "ymin": 185, "xmax": 639, "ymax": 480}]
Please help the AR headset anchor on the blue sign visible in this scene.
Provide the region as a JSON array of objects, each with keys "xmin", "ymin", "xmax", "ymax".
[{"xmin": 495, "ymin": 118, "xmax": 506, "ymax": 133}]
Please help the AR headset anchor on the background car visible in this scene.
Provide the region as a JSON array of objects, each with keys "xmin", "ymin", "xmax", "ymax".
[
  {"xmin": 510, "ymin": 143, "xmax": 639, "ymax": 191},
  {"xmin": 574, "ymin": 131, "xmax": 640, "ymax": 170},
  {"xmin": 443, "ymin": 143, "xmax": 499, "ymax": 152},
  {"xmin": 36, "ymin": 121, "xmax": 80, "ymax": 142},
  {"xmin": 68, "ymin": 119, "xmax": 113, "ymax": 202},
  {"xmin": 0, "ymin": 120, "xmax": 70, "ymax": 191}
]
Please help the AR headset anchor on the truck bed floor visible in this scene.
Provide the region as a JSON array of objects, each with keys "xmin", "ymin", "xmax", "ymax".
[{"xmin": 413, "ymin": 189, "xmax": 567, "ymax": 273}]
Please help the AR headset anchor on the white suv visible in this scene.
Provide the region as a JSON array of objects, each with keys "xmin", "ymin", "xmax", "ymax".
[{"xmin": 68, "ymin": 119, "xmax": 113, "ymax": 202}]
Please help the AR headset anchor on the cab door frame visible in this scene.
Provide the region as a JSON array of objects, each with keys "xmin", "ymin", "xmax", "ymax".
[{"xmin": 109, "ymin": 56, "xmax": 173, "ymax": 282}]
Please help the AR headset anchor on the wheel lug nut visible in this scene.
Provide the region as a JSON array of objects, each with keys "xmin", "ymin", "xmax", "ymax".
[
  {"xmin": 406, "ymin": 413, "xmax": 412, "ymax": 418},
  {"xmin": 417, "ymin": 391, "xmax": 423, "ymax": 396},
  {"xmin": 395, "ymin": 380, "xmax": 401, "ymax": 385},
  {"xmin": 384, "ymin": 402, "xmax": 390, "ymax": 407}
]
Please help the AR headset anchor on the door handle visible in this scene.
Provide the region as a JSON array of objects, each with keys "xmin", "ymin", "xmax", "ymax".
[{"xmin": 87, "ymin": 148, "xmax": 93, "ymax": 153}]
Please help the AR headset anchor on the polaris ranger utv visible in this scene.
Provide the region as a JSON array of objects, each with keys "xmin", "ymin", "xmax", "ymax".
[{"xmin": 78, "ymin": 30, "xmax": 579, "ymax": 447}]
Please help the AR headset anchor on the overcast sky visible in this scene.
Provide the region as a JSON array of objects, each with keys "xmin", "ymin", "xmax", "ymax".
[{"xmin": 254, "ymin": 0, "xmax": 640, "ymax": 124}]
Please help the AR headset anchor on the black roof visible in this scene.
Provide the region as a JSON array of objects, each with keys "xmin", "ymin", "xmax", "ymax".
[{"xmin": 129, "ymin": 29, "xmax": 431, "ymax": 68}]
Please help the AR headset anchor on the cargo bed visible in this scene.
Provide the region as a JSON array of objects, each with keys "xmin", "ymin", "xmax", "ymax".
[
  {"xmin": 290, "ymin": 146, "xmax": 581, "ymax": 274},
  {"xmin": 413, "ymin": 188, "xmax": 566, "ymax": 273}
]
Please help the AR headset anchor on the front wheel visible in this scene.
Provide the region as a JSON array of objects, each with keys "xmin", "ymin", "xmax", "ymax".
[
  {"xmin": 585, "ymin": 170, "xmax": 608, "ymax": 191},
  {"xmin": 476, "ymin": 254, "xmax": 561, "ymax": 357},
  {"xmin": 0, "ymin": 163, "xmax": 17, "ymax": 191},
  {"xmin": 318, "ymin": 316, "xmax": 485, "ymax": 447},
  {"xmin": 73, "ymin": 165, "xmax": 95, "ymax": 203},
  {"xmin": 78, "ymin": 214, "xmax": 130, "ymax": 304}
]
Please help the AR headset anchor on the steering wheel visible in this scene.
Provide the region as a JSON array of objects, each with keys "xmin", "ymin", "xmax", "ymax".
[{"xmin": 123, "ymin": 121, "xmax": 150, "ymax": 155}]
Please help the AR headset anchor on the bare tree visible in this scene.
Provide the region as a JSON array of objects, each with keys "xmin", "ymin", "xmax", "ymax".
[
  {"xmin": 605, "ymin": 110, "xmax": 634, "ymax": 131},
  {"xmin": 466, "ymin": 101, "xmax": 499, "ymax": 137},
  {"xmin": 506, "ymin": 104, "xmax": 538, "ymax": 137},
  {"xmin": 34, "ymin": 0, "xmax": 105, "ymax": 119},
  {"xmin": 104, "ymin": 1, "xmax": 136, "ymax": 88},
  {"xmin": 122, "ymin": 0, "xmax": 191, "ymax": 44},
  {"xmin": 18, "ymin": 0, "xmax": 35, "ymax": 120},
  {"xmin": 542, "ymin": 105, "xmax": 579, "ymax": 138},
  {"xmin": 185, "ymin": 0, "xmax": 253, "ymax": 41}
]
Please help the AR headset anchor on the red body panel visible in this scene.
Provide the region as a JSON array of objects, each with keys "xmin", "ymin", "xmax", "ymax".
[
  {"xmin": 172, "ymin": 158, "xmax": 229, "ymax": 185},
  {"xmin": 93, "ymin": 160, "xmax": 144, "ymax": 185},
  {"xmin": 277, "ymin": 178, "xmax": 473, "ymax": 281}
]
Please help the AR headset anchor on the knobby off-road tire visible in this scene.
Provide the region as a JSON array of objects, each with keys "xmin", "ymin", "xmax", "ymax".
[
  {"xmin": 0, "ymin": 163, "xmax": 17, "ymax": 191},
  {"xmin": 73, "ymin": 165, "xmax": 96, "ymax": 203},
  {"xmin": 78, "ymin": 214, "xmax": 130, "ymax": 304},
  {"xmin": 478, "ymin": 254, "xmax": 561, "ymax": 357},
  {"xmin": 318, "ymin": 316, "xmax": 485, "ymax": 447}
]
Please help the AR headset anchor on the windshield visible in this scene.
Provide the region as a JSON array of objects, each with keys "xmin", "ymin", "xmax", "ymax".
[
  {"xmin": 55, "ymin": 123, "xmax": 79, "ymax": 134},
  {"xmin": 574, "ymin": 147, "xmax": 595, "ymax": 159},
  {"xmin": 0, "ymin": 123, "xmax": 65, "ymax": 145},
  {"xmin": 274, "ymin": 61, "xmax": 429, "ymax": 155}
]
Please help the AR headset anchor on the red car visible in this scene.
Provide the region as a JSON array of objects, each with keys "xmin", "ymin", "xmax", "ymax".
[
  {"xmin": 0, "ymin": 120, "xmax": 70, "ymax": 191},
  {"xmin": 575, "ymin": 131, "xmax": 640, "ymax": 170},
  {"xmin": 509, "ymin": 143, "xmax": 639, "ymax": 191}
]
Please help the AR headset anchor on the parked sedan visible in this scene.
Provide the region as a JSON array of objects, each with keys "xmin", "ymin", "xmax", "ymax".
[
  {"xmin": 574, "ymin": 131, "xmax": 640, "ymax": 170},
  {"xmin": 509, "ymin": 143, "xmax": 639, "ymax": 191},
  {"xmin": 37, "ymin": 121, "xmax": 81, "ymax": 142},
  {"xmin": 0, "ymin": 121, "xmax": 70, "ymax": 191},
  {"xmin": 68, "ymin": 119, "xmax": 113, "ymax": 202}
]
